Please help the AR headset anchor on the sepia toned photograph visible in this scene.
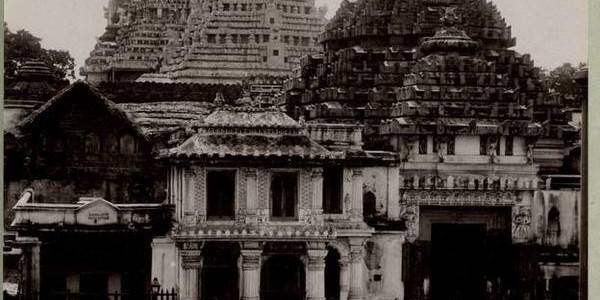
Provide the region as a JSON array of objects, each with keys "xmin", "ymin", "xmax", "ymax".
[{"xmin": 3, "ymin": 0, "xmax": 588, "ymax": 299}]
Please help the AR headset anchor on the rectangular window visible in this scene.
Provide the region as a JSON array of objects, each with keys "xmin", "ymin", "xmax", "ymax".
[
  {"xmin": 273, "ymin": 49, "xmax": 279, "ymax": 56},
  {"xmin": 323, "ymin": 167, "xmax": 343, "ymax": 214},
  {"xmin": 432, "ymin": 136, "xmax": 438, "ymax": 153},
  {"xmin": 223, "ymin": 3, "xmax": 230, "ymax": 11},
  {"xmin": 418, "ymin": 135, "xmax": 427, "ymax": 154},
  {"xmin": 480, "ymin": 136, "xmax": 487, "ymax": 155},
  {"xmin": 207, "ymin": 170, "xmax": 236, "ymax": 220},
  {"xmin": 270, "ymin": 172, "xmax": 297, "ymax": 220},
  {"xmin": 263, "ymin": 34, "xmax": 270, "ymax": 43},
  {"xmin": 270, "ymin": 17, "xmax": 275, "ymax": 24},
  {"xmin": 207, "ymin": 34, "xmax": 216, "ymax": 44},
  {"xmin": 505, "ymin": 136, "xmax": 513, "ymax": 156}
]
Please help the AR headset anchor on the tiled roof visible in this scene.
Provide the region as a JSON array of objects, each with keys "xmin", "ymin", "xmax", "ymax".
[
  {"xmin": 161, "ymin": 133, "xmax": 342, "ymax": 159},
  {"xmin": 117, "ymin": 101, "xmax": 214, "ymax": 136},
  {"xmin": 161, "ymin": 107, "xmax": 342, "ymax": 160},
  {"xmin": 96, "ymin": 82, "xmax": 243, "ymax": 103},
  {"xmin": 203, "ymin": 107, "xmax": 302, "ymax": 129}
]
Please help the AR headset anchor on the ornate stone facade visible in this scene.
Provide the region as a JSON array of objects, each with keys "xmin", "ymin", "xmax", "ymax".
[{"xmin": 83, "ymin": 0, "xmax": 327, "ymax": 84}]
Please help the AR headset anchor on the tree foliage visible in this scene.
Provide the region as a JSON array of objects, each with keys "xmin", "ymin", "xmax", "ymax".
[
  {"xmin": 541, "ymin": 62, "xmax": 587, "ymax": 100},
  {"xmin": 4, "ymin": 23, "xmax": 75, "ymax": 80}
]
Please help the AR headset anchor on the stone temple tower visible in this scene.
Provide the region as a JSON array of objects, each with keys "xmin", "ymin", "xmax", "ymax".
[{"xmin": 82, "ymin": 0, "xmax": 328, "ymax": 84}]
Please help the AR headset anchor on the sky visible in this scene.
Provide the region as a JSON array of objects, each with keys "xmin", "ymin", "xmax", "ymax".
[{"xmin": 4, "ymin": 0, "xmax": 588, "ymax": 76}]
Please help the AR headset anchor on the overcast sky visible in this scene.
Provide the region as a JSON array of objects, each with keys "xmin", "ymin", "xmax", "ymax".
[{"xmin": 4, "ymin": 0, "xmax": 588, "ymax": 76}]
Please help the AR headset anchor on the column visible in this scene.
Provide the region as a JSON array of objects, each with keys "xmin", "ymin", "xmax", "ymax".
[
  {"xmin": 348, "ymin": 239, "xmax": 365, "ymax": 300},
  {"xmin": 351, "ymin": 169, "xmax": 364, "ymax": 221},
  {"xmin": 246, "ymin": 169, "xmax": 258, "ymax": 223},
  {"xmin": 339, "ymin": 256, "xmax": 350, "ymax": 300},
  {"xmin": 307, "ymin": 243, "xmax": 327, "ymax": 300},
  {"xmin": 312, "ymin": 168, "xmax": 324, "ymax": 215},
  {"xmin": 16, "ymin": 237, "xmax": 40, "ymax": 295},
  {"xmin": 241, "ymin": 244, "xmax": 262, "ymax": 300},
  {"xmin": 387, "ymin": 167, "xmax": 400, "ymax": 219},
  {"xmin": 180, "ymin": 244, "xmax": 202, "ymax": 300}
]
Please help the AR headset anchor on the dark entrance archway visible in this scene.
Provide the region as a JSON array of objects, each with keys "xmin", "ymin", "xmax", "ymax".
[
  {"xmin": 325, "ymin": 247, "xmax": 341, "ymax": 300},
  {"xmin": 201, "ymin": 242, "xmax": 239, "ymax": 300},
  {"xmin": 260, "ymin": 255, "xmax": 305, "ymax": 300},
  {"xmin": 431, "ymin": 223, "xmax": 486, "ymax": 300}
]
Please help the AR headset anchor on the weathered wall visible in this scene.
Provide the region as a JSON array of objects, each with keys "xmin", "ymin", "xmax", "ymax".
[
  {"xmin": 531, "ymin": 190, "xmax": 580, "ymax": 248},
  {"xmin": 151, "ymin": 237, "xmax": 179, "ymax": 291},
  {"xmin": 362, "ymin": 166, "xmax": 400, "ymax": 219},
  {"xmin": 364, "ymin": 232, "xmax": 405, "ymax": 300}
]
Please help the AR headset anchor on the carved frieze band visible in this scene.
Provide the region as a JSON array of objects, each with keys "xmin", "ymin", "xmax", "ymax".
[{"xmin": 400, "ymin": 190, "xmax": 517, "ymax": 206}]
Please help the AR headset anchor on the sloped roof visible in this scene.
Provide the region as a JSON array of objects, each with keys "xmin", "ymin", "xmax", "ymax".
[
  {"xmin": 203, "ymin": 107, "xmax": 302, "ymax": 129},
  {"xmin": 17, "ymin": 81, "xmax": 219, "ymax": 140},
  {"xmin": 19, "ymin": 81, "xmax": 148, "ymax": 140},
  {"xmin": 117, "ymin": 101, "xmax": 214, "ymax": 137},
  {"xmin": 161, "ymin": 133, "xmax": 340, "ymax": 159},
  {"xmin": 160, "ymin": 107, "xmax": 342, "ymax": 160}
]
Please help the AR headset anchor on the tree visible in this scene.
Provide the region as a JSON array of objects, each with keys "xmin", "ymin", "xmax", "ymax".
[
  {"xmin": 4, "ymin": 23, "xmax": 75, "ymax": 80},
  {"xmin": 541, "ymin": 62, "xmax": 587, "ymax": 99}
]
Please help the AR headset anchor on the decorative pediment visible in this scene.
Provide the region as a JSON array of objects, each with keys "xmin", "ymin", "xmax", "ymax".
[{"xmin": 75, "ymin": 198, "xmax": 120, "ymax": 225}]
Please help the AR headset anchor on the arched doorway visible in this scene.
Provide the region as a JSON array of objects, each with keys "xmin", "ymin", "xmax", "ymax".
[
  {"xmin": 325, "ymin": 247, "xmax": 341, "ymax": 300},
  {"xmin": 201, "ymin": 242, "xmax": 239, "ymax": 300},
  {"xmin": 260, "ymin": 255, "xmax": 305, "ymax": 300}
]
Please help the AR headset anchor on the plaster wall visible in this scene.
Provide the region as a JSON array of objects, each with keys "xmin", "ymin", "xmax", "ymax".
[
  {"xmin": 455, "ymin": 136, "xmax": 480, "ymax": 155},
  {"xmin": 364, "ymin": 232, "xmax": 405, "ymax": 300},
  {"xmin": 151, "ymin": 237, "xmax": 179, "ymax": 290},
  {"xmin": 362, "ymin": 167, "xmax": 400, "ymax": 218},
  {"xmin": 531, "ymin": 190, "xmax": 580, "ymax": 248}
]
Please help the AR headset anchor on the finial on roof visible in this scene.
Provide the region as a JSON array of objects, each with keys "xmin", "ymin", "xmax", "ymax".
[
  {"xmin": 234, "ymin": 91, "xmax": 254, "ymax": 107},
  {"xmin": 214, "ymin": 91, "xmax": 225, "ymax": 105},
  {"xmin": 440, "ymin": 6, "xmax": 461, "ymax": 28}
]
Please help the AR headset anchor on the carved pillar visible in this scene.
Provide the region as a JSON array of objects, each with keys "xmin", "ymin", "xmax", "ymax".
[
  {"xmin": 184, "ymin": 168, "xmax": 196, "ymax": 225},
  {"xmin": 312, "ymin": 168, "xmax": 324, "ymax": 221},
  {"xmin": 241, "ymin": 246, "xmax": 262, "ymax": 300},
  {"xmin": 348, "ymin": 239, "xmax": 366, "ymax": 300},
  {"xmin": 195, "ymin": 167, "xmax": 207, "ymax": 225},
  {"xmin": 339, "ymin": 256, "xmax": 350, "ymax": 300},
  {"xmin": 351, "ymin": 169, "xmax": 363, "ymax": 221},
  {"xmin": 180, "ymin": 244, "xmax": 202, "ymax": 300},
  {"xmin": 306, "ymin": 244, "xmax": 328, "ymax": 300},
  {"xmin": 245, "ymin": 168, "xmax": 258, "ymax": 223}
]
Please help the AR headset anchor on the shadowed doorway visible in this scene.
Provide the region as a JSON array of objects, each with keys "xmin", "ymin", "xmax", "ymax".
[
  {"xmin": 431, "ymin": 223, "xmax": 486, "ymax": 300},
  {"xmin": 201, "ymin": 242, "xmax": 239, "ymax": 300},
  {"xmin": 260, "ymin": 255, "xmax": 305, "ymax": 300}
]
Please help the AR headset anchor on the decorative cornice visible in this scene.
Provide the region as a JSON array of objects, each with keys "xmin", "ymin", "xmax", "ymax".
[{"xmin": 400, "ymin": 190, "xmax": 517, "ymax": 206}]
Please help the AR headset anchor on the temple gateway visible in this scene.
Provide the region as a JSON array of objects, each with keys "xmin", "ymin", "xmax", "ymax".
[{"xmin": 4, "ymin": 0, "xmax": 582, "ymax": 300}]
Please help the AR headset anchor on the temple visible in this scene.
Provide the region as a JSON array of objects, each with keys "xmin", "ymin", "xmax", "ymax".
[
  {"xmin": 4, "ymin": 0, "xmax": 583, "ymax": 299},
  {"xmin": 81, "ymin": 0, "xmax": 328, "ymax": 84}
]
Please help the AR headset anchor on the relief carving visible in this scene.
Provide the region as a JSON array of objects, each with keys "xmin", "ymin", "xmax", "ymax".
[
  {"xmin": 512, "ymin": 206, "xmax": 532, "ymax": 243},
  {"xmin": 400, "ymin": 204, "xmax": 419, "ymax": 242}
]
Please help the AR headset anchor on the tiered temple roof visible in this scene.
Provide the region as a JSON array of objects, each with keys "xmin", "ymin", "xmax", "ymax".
[
  {"xmin": 160, "ymin": 106, "xmax": 343, "ymax": 160},
  {"xmin": 279, "ymin": 0, "xmax": 570, "ymax": 148},
  {"xmin": 83, "ymin": 0, "xmax": 328, "ymax": 84}
]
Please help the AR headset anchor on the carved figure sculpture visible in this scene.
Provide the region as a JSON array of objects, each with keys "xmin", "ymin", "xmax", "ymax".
[{"xmin": 513, "ymin": 206, "xmax": 532, "ymax": 242}]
